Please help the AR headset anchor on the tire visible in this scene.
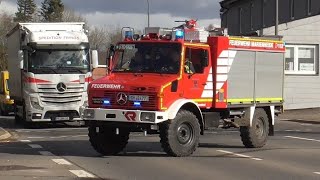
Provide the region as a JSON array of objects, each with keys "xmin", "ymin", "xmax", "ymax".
[
  {"xmin": 88, "ymin": 126, "xmax": 130, "ymax": 156},
  {"xmin": 159, "ymin": 110, "xmax": 200, "ymax": 157},
  {"xmin": 14, "ymin": 104, "xmax": 21, "ymax": 124},
  {"xmin": 240, "ymin": 108, "xmax": 269, "ymax": 148}
]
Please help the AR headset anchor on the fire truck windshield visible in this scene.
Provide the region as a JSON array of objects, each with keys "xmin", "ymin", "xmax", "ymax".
[{"xmin": 112, "ymin": 42, "xmax": 181, "ymax": 74}]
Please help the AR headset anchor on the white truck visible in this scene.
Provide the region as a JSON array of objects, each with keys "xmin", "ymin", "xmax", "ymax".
[{"xmin": 6, "ymin": 22, "xmax": 98, "ymax": 127}]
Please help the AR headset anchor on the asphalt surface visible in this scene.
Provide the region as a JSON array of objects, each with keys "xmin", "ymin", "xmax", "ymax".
[{"xmin": 0, "ymin": 111, "xmax": 320, "ymax": 180}]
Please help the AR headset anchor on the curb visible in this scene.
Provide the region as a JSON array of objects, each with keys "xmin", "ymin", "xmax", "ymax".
[{"xmin": 0, "ymin": 127, "xmax": 11, "ymax": 140}]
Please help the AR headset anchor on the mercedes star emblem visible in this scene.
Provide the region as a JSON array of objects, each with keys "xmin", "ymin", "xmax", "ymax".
[
  {"xmin": 116, "ymin": 92, "xmax": 127, "ymax": 105},
  {"xmin": 57, "ymin": 82, "xmax": 67, "ymax": 92}
]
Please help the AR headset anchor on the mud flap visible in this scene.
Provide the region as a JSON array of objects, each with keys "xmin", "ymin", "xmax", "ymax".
[{"xmin": 234, "ymin": 106, "xmax": 255, "ymax": 127}]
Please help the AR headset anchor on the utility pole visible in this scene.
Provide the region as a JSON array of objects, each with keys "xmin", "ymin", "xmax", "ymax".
[
  {"xmin": 147, "ymin": 0, "xmax": 150, "ymax": 27},
  {"xmin": 275, "ymin": 0, "xmax": 279, "ymax": 36}
]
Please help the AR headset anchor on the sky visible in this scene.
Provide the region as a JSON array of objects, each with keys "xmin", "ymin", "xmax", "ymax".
[{"xmin": 0, "ymin": 0, "xmax": 221, "ymax": 30}]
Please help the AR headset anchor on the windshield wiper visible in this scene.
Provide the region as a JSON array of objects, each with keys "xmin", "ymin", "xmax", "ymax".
[
  {"xmin": 39, "ymin": 67, "xmax": 58, "ymax": 74},
  {"xmin": 65, "ymin": 68, "xmax": 84, "ymax": 74}
]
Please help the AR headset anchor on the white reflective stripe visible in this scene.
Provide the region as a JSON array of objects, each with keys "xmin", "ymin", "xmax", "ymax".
[
  {"xmin": 217, "ymin": 58, "xmax": 229, "ymax": 66},
  {"xmin": 228, "ymin": 50, "xmax": 237, "ymax": 58},
  {"xmin": 207, "ymin": 74, "xmax": 213, "ymax": 81},
  {"xmin": 216, "ymin": 75, "xmax": 228, "ymax": 82},
  {"xmin": 219, "ymin": 50, "xmax": 229, "ymax": 58},
  {"xmin": 201, "ymin": 90, "xmax": 214, "ymax": 98},
  {"xmin": 204, "ymin": 82, "xmax": 213, "ymax": 90},
  {"xmin": 217, "ymin": 67, "xmax": 228, "ymax": 73},
  {"xmin": 216, "ymin": 82, "xmax": 224, "ymax": 90}
]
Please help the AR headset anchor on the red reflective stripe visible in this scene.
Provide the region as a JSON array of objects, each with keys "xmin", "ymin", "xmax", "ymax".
[
  {"xmin": 70, "ymin": 77, "xmax": 92, "ymax": 83},
  {"xmin": 26, "ymin": 77, "xmax": 51, "ymax": 83}
]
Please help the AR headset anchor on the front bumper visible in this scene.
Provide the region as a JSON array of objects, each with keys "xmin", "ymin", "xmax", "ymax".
[{"xmin": 82, "ymin": 108, "xmax": 169, "ymax": 124}]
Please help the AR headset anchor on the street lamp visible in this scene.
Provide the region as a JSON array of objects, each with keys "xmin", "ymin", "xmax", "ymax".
[{"xmin": 147, "ymin": 0, "xmax": 150, "ymax": 27}]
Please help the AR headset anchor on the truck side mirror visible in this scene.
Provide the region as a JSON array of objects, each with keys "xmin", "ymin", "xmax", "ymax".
[
  {"xmin": 91, "ymin": 50, "xmax": 98, "ymax": 69},
  {"xmin": 18, "ymin": 50, "xmax": 24, "ymax": 69},
  {"xmin": 201, "ymin": 50, "xmax": 209, "ymax": 67},
  {"xmin": 106, "ymin": 45, "xmax": 115, "ymax": 70}
]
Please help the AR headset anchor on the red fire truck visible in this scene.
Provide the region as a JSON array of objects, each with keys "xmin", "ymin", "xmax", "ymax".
[{"xmin": 82, "ymin": 20, "xmax": 285, "ymax": 157}]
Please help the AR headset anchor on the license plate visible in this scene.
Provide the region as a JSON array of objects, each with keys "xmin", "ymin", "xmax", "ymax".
[
  {"xmin": 128, "ymin": 95, "xmax": 149, "ymax": 102},
  {"xmin": 56, "ymin": 117, "xmax": 69, "ymax": 121}
]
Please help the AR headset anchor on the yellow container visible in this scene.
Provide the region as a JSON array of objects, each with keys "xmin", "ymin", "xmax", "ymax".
[{"xmin": 0, "ymin": 71, "xmax": 14, "ymax": 115}]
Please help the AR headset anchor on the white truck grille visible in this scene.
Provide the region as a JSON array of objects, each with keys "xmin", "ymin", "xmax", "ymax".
[{"xmin": 38, "ymin": 84, "xmax": 84, "ymax": 106}]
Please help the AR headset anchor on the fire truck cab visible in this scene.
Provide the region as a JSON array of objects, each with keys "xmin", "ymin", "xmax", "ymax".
[{"xmin": 82, "ymin": 20, "xmax": 285, "ymax": 157}]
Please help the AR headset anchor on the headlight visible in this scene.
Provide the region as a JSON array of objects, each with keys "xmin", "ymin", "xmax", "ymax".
[
  {"xmin": 141, "ymin": 112, "xmax": 155, "ymax": 122},
  {"xmin": 30, "ymin": 97, "xmax": 44, "ymax": 110},
  {"xmin": 5, "ymin": 95, "xmax": 10, "ymax": 100},
  {"xmin": 83, "ymin": 109, "xmax": 95, "ymax": 119}
]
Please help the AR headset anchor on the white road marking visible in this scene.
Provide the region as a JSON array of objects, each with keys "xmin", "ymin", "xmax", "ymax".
[
  {"xmin": 28, "ymin": 137, "xmax": 44, "ymax": 139},
  {"xmin": 69, "ymin": 170, "xmax": 96, "ymax": 178},
  {"xmin": 50, "ymin": 136, "xmax": 68, "ymax": 139},
  {"xmin": 20, "ymin": 140, "xmax": 31, "ymax": 142},
  {"xmin": 52, "ymin": 159, "xmax": 72, "ymax": 165},
  {"xmin": 314, "ymin": 172, "xmax": 320, "ymax": 175},
  {"xmin": 300, "ymin": 123, "xmax": 312, "ymax": 126},
  {"xmin": 28, "ymin": 144, "xmax": 43, "ymax": 149},
  {"xmin": 285, "ymin": 130, "xmax": 301, "ymax": 132},
  {"xmin": 39, "ymin": 151, "xmax": 54, "ymax": 156},
  {"xmin": 217, "ymin": 150, "xmax": 263, "ymax": 161},
  {"xmin": 285, "ymin": 136, "xmax": 320, "ymax": 143},
  {"xmin": 71, "ymin": 135, "xmax": 87, "ymax": 138}
]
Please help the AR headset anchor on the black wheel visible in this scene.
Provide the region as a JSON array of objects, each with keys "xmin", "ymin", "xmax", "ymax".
[
  {"xmin": 88, "ymin": 126, "xmax": 130, "ymax": 156},
  {"xmin": 14, "ymin": 104, "xmax": 22, "ymax": 124},
  {"xmin": 159, "ymin": 110, "xmax": 200, "ymax": 157},
  {"xmin": 240, "ymin": 108, "xmax": 269, "ymax": 148}
]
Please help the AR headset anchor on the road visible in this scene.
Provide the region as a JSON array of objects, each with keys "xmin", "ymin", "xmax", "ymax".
[{"xmin": 0, "ymin": 117, "xmax": 320, "ymax": 180}]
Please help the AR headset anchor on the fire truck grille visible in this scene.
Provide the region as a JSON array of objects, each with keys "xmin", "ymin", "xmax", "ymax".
[
  {"xmin": 95, "ymin": 91, "xmax": 158, "ymax": 110},
  {"xmin": 38, "ymin": 84, "xmax": 84, "ymax": 106}
]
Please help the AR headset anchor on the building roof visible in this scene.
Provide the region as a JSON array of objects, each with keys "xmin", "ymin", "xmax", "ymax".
[{"xmin": 220, "ymin": 0, "xmax": 243, "ymax": 9}]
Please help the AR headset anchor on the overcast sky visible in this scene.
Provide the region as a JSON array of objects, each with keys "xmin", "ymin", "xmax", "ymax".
[{"xmin": 0, "ymin": 0, "xmax": 221, "ymax": 30}]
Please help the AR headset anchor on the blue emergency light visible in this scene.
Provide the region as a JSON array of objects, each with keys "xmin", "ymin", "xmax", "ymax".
[
  {"xmin": 125, "ymin": 31, "xmax": 133, "ymax": 39},
  {"xmin": 133, "ymin": 101, "xmax": 141, "ymax": 107},
  {"xmin": 103, "ymin": 100, "xmax": 111, "ymax": 105},
  {"xmin": 175, "ymin": 30, "xmax": 184, "ymax": 40}
]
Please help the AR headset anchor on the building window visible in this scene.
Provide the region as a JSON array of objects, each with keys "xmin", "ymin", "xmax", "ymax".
[
  {"xmin": 290, "ymin": 0, "xmax": 295, "ymax": 20},
  {"xmin": 307, "ymin": 0, "xmax": 312, "ymax": 15},
  {"xmin": 239, "ymin": 8, "xmax": 242, "ymax": 34},
  {"xmin": 250, "ymin": 1, "xmax": 254, "ymax": 30},
  {"xmin": 285, "ymin": 45, "xmax": 318, "ymax": 75}
]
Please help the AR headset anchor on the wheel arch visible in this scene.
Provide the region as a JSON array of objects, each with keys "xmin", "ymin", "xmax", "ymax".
[{"xmin": 167, "ymin": 99, "xmax": 204, "ymax": 135}]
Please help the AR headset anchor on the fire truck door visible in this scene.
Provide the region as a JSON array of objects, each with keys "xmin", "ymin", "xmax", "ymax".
[{"xmin": 182, "ymin": 47, "xmax": 212, "ymax": 104}]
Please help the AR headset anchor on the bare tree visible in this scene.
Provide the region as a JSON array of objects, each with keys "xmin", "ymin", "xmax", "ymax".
[
  {"xmin": 0, "ymin": 13, "xmax": 16, "ymax": 70},
  {"xmin": 62, "ymin": 7, "xmax": 87, "ymax": 23}
]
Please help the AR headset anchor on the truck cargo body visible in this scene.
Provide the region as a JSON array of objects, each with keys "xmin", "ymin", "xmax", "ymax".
[{"xmin": 7, "ymin": 23, "xmax": 92, "ymax": 123}]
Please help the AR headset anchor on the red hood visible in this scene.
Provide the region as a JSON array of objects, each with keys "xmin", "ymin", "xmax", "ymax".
[{"xmin": 89, "ymin": 73, "xmax": 179, "ymax": 92}]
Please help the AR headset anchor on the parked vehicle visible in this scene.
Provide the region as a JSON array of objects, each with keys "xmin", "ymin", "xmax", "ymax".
[{"xmin": 6, "ymin": 22, "xmax": 98, "ymax": 127}]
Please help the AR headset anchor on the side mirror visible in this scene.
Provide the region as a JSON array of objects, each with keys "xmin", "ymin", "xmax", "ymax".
[
  {"xmin": 91, "ymin": 50, "xmax": 98, "ymax": 69},
  {"xmin": 18, "ymin": 50, "xmax": 24, "ymax": 69},
  {"xmin": 201, "ymin": 50, "xmax": 209, "ymax": 67},
  {"xmin": 107, "ymin": 45, "xmax": 115, "ymax": 70}
]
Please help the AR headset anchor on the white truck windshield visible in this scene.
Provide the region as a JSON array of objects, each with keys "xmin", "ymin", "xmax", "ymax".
[
  {"xmin": 113, "ymin": 43, "xmax": 181, "ymax": 74},
  {"xmin": 29, "ymin": 49, "xmax": 90, "ymax": 74}
]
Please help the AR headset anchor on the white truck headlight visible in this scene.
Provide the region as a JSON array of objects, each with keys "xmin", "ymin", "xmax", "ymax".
[
  {"xmin": 83, "ymin": 109, "xmax": 95, "ymax": 119},
  {"xmin": 141, "ymin": 112, "xmax": 155, "ymax": 122},
  {"xmin": 30, "ymin": 97, "xmax": 44, "ymax": 110}
]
